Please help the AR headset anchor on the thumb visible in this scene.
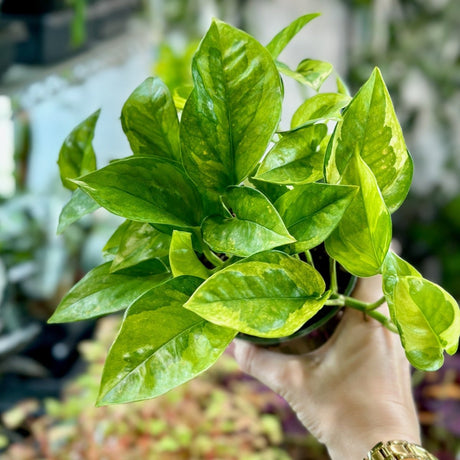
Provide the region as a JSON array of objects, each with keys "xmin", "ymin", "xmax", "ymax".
[{"xmin": 232, "ymin": 339, "xmax": 307, "ymax": 394}]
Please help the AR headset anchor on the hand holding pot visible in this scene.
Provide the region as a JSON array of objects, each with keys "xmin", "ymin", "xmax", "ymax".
[{"xmin": 233, "ymin": 275, "xmax": 421, "ymax": 460}]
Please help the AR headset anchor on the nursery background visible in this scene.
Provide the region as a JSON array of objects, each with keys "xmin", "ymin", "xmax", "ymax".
[{"xmin": 0, "ymin": 0, "xmax": 459, "ymax": 458}]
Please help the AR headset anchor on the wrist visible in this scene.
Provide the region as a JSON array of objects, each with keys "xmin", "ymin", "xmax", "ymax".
[{"xmin": 325, "ymin": 408, "xmax": 421, "ymax": 460}]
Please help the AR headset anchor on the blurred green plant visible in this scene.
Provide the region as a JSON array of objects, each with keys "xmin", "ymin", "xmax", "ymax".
[{"xmin": 152, "ymin": 41, "xmax": 198, "ymax": 110}]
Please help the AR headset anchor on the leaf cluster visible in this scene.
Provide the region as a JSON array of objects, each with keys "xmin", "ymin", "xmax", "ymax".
[{"xmin": 50, "ymin": 14, "xmax": 460, "ymax": 405}]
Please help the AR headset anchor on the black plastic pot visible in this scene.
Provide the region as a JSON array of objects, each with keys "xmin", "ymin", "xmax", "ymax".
[
  {"xmin": 0, "ymin": 0, "xmax": 140, "ymax": 65},
  {"xmin": 0, "ymin": 21, "xmax": 26, "ymax": 78},
  {"xmin": 1, "ymin": 0, "xmax": 68, "ymax": 15},
  {"xmin": 87, "ymin": 0, "xmax": 140, "ymax": 41},
  {"xmin": 0, "ymin": 9, "xmax": 88, "ymax": 64}
]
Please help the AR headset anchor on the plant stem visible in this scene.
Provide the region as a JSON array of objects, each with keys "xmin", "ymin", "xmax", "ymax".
[
  {"xmin": 329, "ymin": 258, "xmax": 338, "ymax": 293},
  {"xmin": 343, "ymin": 295, "xmax": 386, "ymax": 312},
  {"xmin": 203, "ymin": 246, "xmax": 224, "ymax": 267},
  {"xmin": 325, "ymin": 295, "xmax": 397, "ymax": 333},
  {"xmin": 305, "ymin": 250, "xmax": 315, "ymax": 268}
]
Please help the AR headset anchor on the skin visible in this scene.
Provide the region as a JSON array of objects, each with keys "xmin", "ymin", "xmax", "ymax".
[{"xmin": 232, "ymin": 275, "xmax": 421, "ymax": 460}]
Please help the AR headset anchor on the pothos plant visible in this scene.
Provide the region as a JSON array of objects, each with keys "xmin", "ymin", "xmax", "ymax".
[{"xmin": 50, "ymin": 13, "xmax": 460, "ymax": 406}]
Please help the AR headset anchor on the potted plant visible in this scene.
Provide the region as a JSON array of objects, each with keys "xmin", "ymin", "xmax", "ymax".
[
  {"xmin": 0, "ymin": 0, "xmax": 140, "ymax": 65},
  {"xmin": 49, "ymin": 14, "xmax": 460, "ymax": 406}
]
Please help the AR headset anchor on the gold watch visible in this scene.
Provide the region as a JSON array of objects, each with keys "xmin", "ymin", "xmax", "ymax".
[{"xmin": 365, "ymin": 440, "xmax": 438, "ymax": 460}]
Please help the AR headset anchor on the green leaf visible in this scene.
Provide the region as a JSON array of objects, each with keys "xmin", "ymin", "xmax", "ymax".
[
  {"xmin": 103, "ymin": 220, "xmax": 131, "ymax": 259},
  {"xmin": 57, "ymin": 188, "xmax": 99, "ymax": 234},
  {"xmin": 180, "ymin": 20, "xmax": 283, "ymax": 208},
  {"xmin": 72, "ymin": 156, "xmax": 202, "ymax": 228},
  {"xmin": 121, "ymin": 77, "xmax": 181, "ymax": 163},
  {"xmin": 184, "ymin": 251, "xmax": 329, "ymax": 338},
  {"xmin": 97, "ymin": 276, "xmax": 236, "ymax": 405},
  {"xmin": 382, "ymin": 251, "xmax": 421, "ymax": 309},
  {"xmin": 254, "ymin": 124, "xmax": 327, "ymax": 185},
  {"xmin": 275, "ymin": 183, "xmax": 358, "ymax": 250},
  {"xmin": 336, "ymin": 75, "xmax": 350, "ymax": 96},
  {"xmin": 277, "ymin": 59, "xmax": 333, "ymax": 91},
  {"xmin": 325, "ymin": 152, "xmax": 392, "ymax": 277},
  {"xmin": 110, "ymin": 221, "xmax": 171, "ymax": 273},
  {"xmin": 382, "ymin": 252, "xmax": 460, "ymax": 370},
  {"xmin": 48, "ymin": 262, "xmax": 170, "ymax": 323},
  {"xmin": 58, "ymin": 109, "xmax": 99, "ymax": 191},
  {"xmin": 248, "ymin": 177, "xmax": 290, "ymax": 204},
  {"xmin": 169, "ymin": 230, "xmax": 209, "ymax": 279},
  {"xmin": 265, "ymin": 13, "xmax": 320, "ymax": 59},
  {"xmin": 393, "ymin": 276, "xmax": 460, "ymax": 370},
  {"xmin": 325, "ymin": 67, "xmax": 413, "ymax": 213},
  {"xmin": 291, "ymin": 93, "xmax": 351, "ymax": 129},
  {"xmin": 202, "ymin": 186, "xmax": 295, "ymax": 257}
]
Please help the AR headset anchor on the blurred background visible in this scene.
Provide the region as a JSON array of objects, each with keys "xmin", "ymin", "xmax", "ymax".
[{"xmin": 0, "ymin": 0, "xmax": 459, "ymax": 458}]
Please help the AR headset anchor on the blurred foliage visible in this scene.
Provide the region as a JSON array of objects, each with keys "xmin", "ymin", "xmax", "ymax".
[
  {"xmin": 0, "ymin": 316, "xmax": 328, "ymax": 459},
  {"xmin": 343, "ymin": 0, "xmax": 460, "ymax": 299},
  {"xmin": 346, "ymin": 0, "xmax": 459, "ymax": 193}
]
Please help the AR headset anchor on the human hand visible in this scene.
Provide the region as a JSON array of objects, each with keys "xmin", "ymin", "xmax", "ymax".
[{"xmin": 232, "ymin": 275, "xmax": 421, "ymax": 460}]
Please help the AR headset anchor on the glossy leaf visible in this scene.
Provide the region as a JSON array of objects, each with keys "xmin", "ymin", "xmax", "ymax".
[
  {"xmin": 110, "ymin": 221, "xmax": 171, "ymax": 273},
  {"xmin": 325, "ymin": 152, "xmax": 392, "ymax": 277},
  {"xmin": 58, "ymin": 109, "xmax": 99, "ymax": 191},
  {"xmin": 382, "ymin": 251, "xmax": 460, "ymax": 370},
  {"xmin": 325, "ymin": 68, "xmax": 413, "ymax": 213},
  {"xmin": 57, "ymin": 188, "xmax": 99, "ymax": 234},
  {"xmin": 202, "ymin": 186, "xmax": 295, "ymax": 257},
  {"xmin": 184, "ymin": 251, "xmax": 329, "ymax": 338},
  {"xmin": 291, "ymin": 93, "xmax": 351, "ymax": 129},
  {"xmin": 382, "ymin": 251, "xmax": 421, "ymax": 309},
  {"xmin": 72, "ymin": 156, "xmax": 202, "ymax": 228},
  {"xmin": 248, "ymin": 177, "xmax": 289, "ymax": 204},
  {"xmin": 169, "ymin": 230, "xmax": 209, "ymax": 279},
  {"xmin": 97, "ymin": 276, "xmax": 236, "ymax": 405},
  {"xmin": 336, "ymin": 75, "xmax": 350, "ymax": 95},
  {"xmin": 265, "ymin": 13, "xmax": 320, "ymax": 59},
  {"xmin": 275, "ymin": 183, "xmax": 358, "ymax": 250},
  {"xmin": 48, "ymin": 262, "xmax": 170, "ymax": 323},
  {"xmin": 121, "ymin": 77, "xmax": 181, "ymax": 163},
  {"xmin": 254, "ymin": 124, "xmax": 327, "ymax": 185},
  {"xmin": 103, "ymin": 220, "xmax": 131, "ymax": 258},
  {"xmin": 393, "ymin": 277, "xmax": 460, "ymax": 370},
  {"xmin": 277, "ymin": 59, "xmax": 333, "ymax": 91},
  {"xmin": 180, "ymin": 20, "xmax": 282, "ymax": 207}
]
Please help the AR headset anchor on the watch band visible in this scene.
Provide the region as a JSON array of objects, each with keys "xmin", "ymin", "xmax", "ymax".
[{"xmin": 365, "ymin": 440, "xmax": 438, "ymax": 460}]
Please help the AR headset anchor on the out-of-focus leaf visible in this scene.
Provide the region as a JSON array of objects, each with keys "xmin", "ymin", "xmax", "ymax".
[
  {"xmin": 58, "ymin": 109, "xmax": 99, "ymax": 191},
  {"xmin": 277, "ymin": 59, "xmax": 333, "ymax": 91},
  {"xmin": 265, "ymin": 14, "xmax": 320, "ymax": 59},
  {"xmin": 57, "ymin": 188, "xmax": 99, "ymax": 234}
]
